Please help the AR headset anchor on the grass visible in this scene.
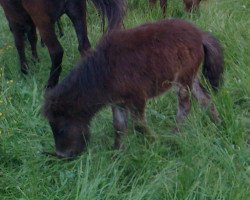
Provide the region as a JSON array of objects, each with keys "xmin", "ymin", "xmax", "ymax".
[{"xmin": 0, "ymin": 0, "xmax": 250, "ymax": 199}]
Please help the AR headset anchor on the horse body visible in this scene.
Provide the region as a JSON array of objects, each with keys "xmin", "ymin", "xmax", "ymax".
[
  {"xmin": 0, "ymin": 0, "xmax": 38, "ymax": 74},
  {"xmin": 44, "ymin": 19, "xmax": 223, "ymax": 158},
  {"xmin": 107, "ymin": 20, "xmax": 203, "ymax": 97},
  {"xmin": 0, "ymin": 0, "xmax": 126, "ymax": 87},
  {"xmin": 0, "ymin": 0, "xmax": 28, "ymax": 24}
]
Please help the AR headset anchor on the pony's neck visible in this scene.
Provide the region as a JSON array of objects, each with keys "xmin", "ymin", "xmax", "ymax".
[{"xmin": 50, "ymin": 49, "xmax": 110, "ymax": 120}]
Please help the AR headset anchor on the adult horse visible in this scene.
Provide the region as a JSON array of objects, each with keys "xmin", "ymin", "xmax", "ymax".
[
  {"xmin": 0, "ymin": 0, "xmax": 126, "ymax": 88},
  {"xmin": 43, "ymin": 19, "xmax": 223, "ymax": 159}
]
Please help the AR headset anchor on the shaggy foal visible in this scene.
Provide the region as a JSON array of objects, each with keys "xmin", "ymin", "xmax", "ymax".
[
  {"xmin": 0, "ymin": 0, "xmax": 126, "ymax": 87},
  {"xmin": 44, "ymin": 19, "xmax": 223, "ymax": 158}
]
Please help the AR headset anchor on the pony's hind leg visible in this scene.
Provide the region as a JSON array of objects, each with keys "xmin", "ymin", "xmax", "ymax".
[
  {"xmin": 27, "ymin": 21, "xmax": 38, "ymax": 61},
  {"xmin": 192, "ymin": 78, "xmax": 220, "ymax": 123},
  {"xmin": 66, "ymin": 0, "xmax": 91, "ymax": 56},
  {"xmin": 175, "ymin": 85, "xmax": 191, "ymax": 130},
  {"xmin": 112, "ymin": 105, "xmax": 129, "ymax": 149}
]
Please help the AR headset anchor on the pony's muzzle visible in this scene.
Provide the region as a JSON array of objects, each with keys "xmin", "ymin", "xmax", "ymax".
[{"xmin": 42, "ymin": 150, "xmax": 79, "ymax": 160}]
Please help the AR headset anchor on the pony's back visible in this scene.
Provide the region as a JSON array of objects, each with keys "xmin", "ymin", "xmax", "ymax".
[{"xmin": 102, "ymin": 19, "xmax": 204, "ymax": 98}]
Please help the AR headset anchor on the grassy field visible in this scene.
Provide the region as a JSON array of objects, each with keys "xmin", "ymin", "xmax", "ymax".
[{"xmin": 0, "ymin": 0, "xmax": 250, "ymax": 199}]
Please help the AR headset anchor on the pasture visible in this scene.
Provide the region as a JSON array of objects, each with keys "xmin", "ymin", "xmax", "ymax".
[{"xmin": 0, "ymin": 0, "xmax": 250, "ymax": 199}]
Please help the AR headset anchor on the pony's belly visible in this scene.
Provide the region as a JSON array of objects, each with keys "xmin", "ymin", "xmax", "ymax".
[{"xmin": 148, "ymin": 80, "xmax": 172, "ymax": 98}]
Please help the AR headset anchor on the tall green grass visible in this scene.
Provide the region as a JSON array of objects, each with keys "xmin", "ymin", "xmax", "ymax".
[{"xmin": 0, "ymin": 0, "xmax": 250, "ymax": 199}]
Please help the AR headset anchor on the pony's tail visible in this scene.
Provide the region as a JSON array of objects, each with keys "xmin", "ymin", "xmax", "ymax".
[
  {"xmin": 91, "ymin": 0, "xmax": 127, "ymax": 31},
  {"xmin": 202, "ymin": 32, "xmax": 224, "ymax": 91}
]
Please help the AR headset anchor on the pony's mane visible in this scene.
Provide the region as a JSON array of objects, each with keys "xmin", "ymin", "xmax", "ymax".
[{"xmin": 44, "ymin": 36, "xmax": 111, "ymax": 119}]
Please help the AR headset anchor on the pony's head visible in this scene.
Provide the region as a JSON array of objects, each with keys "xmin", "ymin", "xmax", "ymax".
[{"xmin": 43, "ymin": 86, "xmax": 90, "ymax": 159}]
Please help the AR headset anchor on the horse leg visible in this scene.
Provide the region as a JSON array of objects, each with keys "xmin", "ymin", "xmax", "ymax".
[
  {"xmin": 40, "ymin": 19, "xmax": 63, "ymax": 47},
  {"xmin": 149, "ymin": 0, "xmax": 157, "ymax": 7},
  {"xmin": 192, "ymin": 78, "xmax": 220, "ymax": 123},
  {"xmin": 56, "ymin": 19, "xmax": 64, "ymax": 38},
  {"xmin": 183, "ymin": 0, "xmax": 200, "ymax": 12},
  {"xmin": 160, "ymin": 0, "xmax": 167, "ymax": 17},
  {"xmin": 27, "ymin": 21, "xmax": 38, "ymax": 62},
  {"xmin": 9, "ymin": 22, "xmax": 28, "ymax": 74},
  {"xmin": 112, "ymin": 105, "xmax": 129, "ymax": 149},
  {"xmin": 66, "ymin": 0, "xmax": 91, "ymax": 57},
  {"xmin": 22, "ymin": 2, "xmax": 63, "ymax": 88},
  {"xmin": 175, "ymin": 85, "xmax": 191, "ymax": 130},
  {"xmin": 37, "ymin": 23, "xmax": 64, "ymax": 88},
  {"xmin": 40, "ymin": 37, "xmax": 45, "ymax": 47}
]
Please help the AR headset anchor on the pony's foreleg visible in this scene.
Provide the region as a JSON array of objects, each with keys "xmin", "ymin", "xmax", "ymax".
[
  {"xmin": 66, "ymin": 0, "xmax": 91, "ymax": 57},
  {"xmin": 27, "ymin": 21, "xmax": 38, "ymax": 62},
  {"xmin": 10, "ymin": 22, "xmax": 28, "ymax": 74},
  {"xmin": 112, "ymin": 105, "xmax": 129, "ymax": 149},
  {"xmin": 192, "ymin": 78, "xmax": 220, "ymax": 123}
]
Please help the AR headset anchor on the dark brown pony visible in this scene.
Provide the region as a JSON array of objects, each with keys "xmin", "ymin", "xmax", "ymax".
[
  {"xmin": 43, "ymin": 19, "xmax": 223, "ymax": 159},
  {"xmin": 149, "ymin": 0, "xmax": 201, "ymax": 16},
  {"xmin": 0, "ymin": 0, "xmax": 126, "ymax": 88}
]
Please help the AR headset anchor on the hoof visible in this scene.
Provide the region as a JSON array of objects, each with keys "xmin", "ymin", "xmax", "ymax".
[
  {"xmin": 113, "ymin": 141, "xmax": 126, "ymax": 151},
  {"xmin": 32, "ymin": 56, "xmax": 39, "ymax": 63},
  {"xmin": 44, "ymin": 84, "xmax": 54, "ymax": 91},
  {"xmin": 45, "ymin": 79, "xmax": 59, "ymax": 90},
  {"xmin": 21, "ymin": 64, "xmax": 29, "ymax": 74},
  {"xmin": 171, "ymin": 127, "xmax": 181, "ymax": 134}
]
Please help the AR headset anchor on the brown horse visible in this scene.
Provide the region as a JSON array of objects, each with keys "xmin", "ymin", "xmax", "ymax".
[
  {"xmin": 149, "ymin": 0, "xmax": 201, "ymax": 16},
  {"xmin": 0, "ymin": 0, "xmax": 126, "ymax": 88},
  {"xmin": 40, "ymin": 19, "xmax": 64, "ymax": 47},
  {"xmin": 43, "ymin": 19, "xmax": 223, "ymax": 159}
]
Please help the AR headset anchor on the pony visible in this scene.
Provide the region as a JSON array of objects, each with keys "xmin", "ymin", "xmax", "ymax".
[
  {"xmin": 149, "ymin": 0, "xmax": 201, "ymax": 16},
  {"xmin": 0, "ymin": 0, "xmax": 126, "ymax": 88},
  {"xmin": 43, "ymin": 19, "xmax": 223, "ymax": 159}
]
